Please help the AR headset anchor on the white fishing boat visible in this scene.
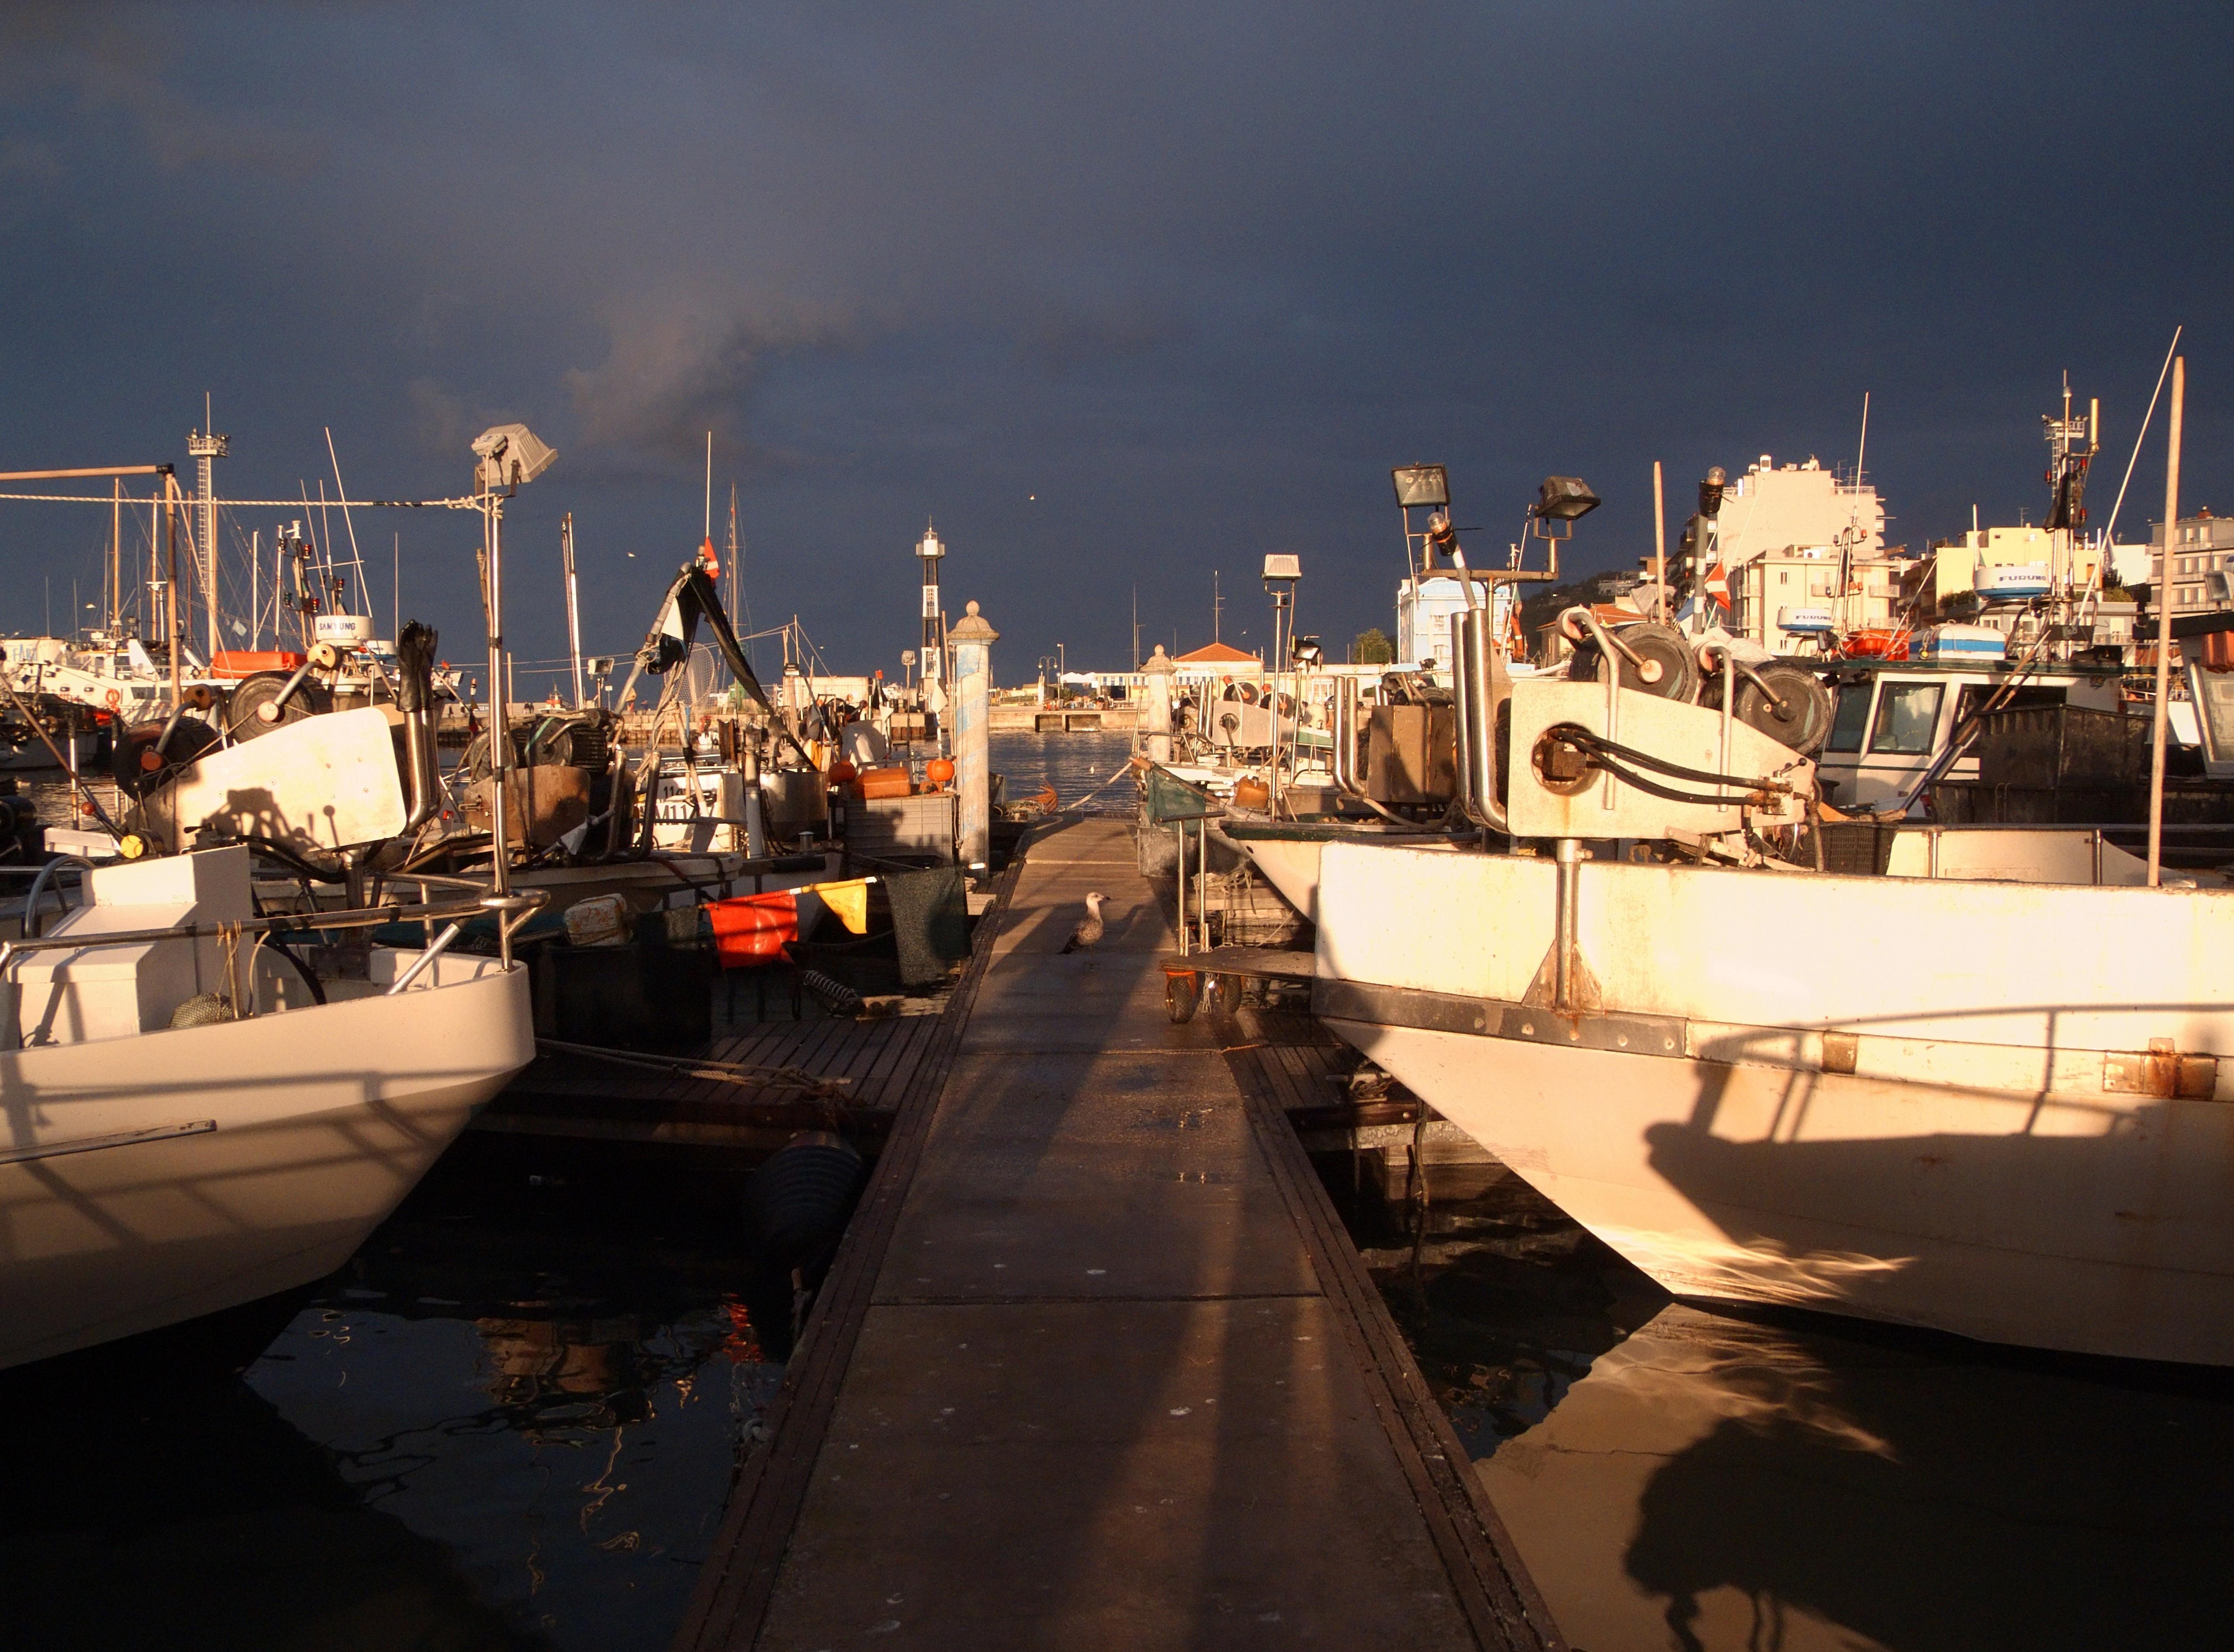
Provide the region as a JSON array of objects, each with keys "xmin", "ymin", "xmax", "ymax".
[
  {"xmin": 0, "ymin": 421, "xmax": 565, "ymax": 1373},
  {"xmin": 0, "ymin": 845, "xmax": 537, "ymax": 1370},
  {"xmin": 1309, "ymin": 596, "xmax": 2234, "ymax": 1366}
]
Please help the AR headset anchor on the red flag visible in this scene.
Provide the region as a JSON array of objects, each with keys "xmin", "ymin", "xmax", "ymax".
[{"xmin": 707, "ymin": 891, "xmax": 797, "ymax": 967}]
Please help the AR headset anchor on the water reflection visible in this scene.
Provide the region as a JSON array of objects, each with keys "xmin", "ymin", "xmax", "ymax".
[
  {"xmin": 1336, "ymin": 1159, "xmax": 2234, "ymax": 1652},
  {"xmin": 6, "ymin": 1138, "xmax": 785, "ymax": 1652},
  {"xmin": 0, "ymin": 1373, "xmax": 537, "ymax": 1651}
]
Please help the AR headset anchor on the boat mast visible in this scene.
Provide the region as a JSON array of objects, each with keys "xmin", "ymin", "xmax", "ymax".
[
  {"xmin": 561, "ymin": 511, "xmax": 585, "ymax": 709},
  {"xmin": 109, "ymin": 478, "xmax": 121, "ymax": 639}
]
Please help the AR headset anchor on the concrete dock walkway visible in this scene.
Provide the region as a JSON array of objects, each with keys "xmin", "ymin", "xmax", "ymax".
[{"xmin": 677, "ymin": 816, "xmax": 1559, "ymax": 1651}]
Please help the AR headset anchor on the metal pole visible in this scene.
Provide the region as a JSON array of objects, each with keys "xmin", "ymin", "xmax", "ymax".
[
  {"xmin": 109, "ymin": 479, "xmax": 121, "ymax": 637},
  {"xmin": 164, "ymin": 476, "xmax": 181, "ymax": 707},
  {"xmin": 1198, "ymin": 817, "xmax": 1210, "ymax": 950},
  {"xmin": 562, "ymin": 512, "xmax": 585, "ymax": 708},
  {"xmin": 1175, "ymin": 821, "xmax": 1187, "ymax": 956},
  {"xmin": 1653, "ymin": 461, "xmax": 1667, "ymax": 622},
  {"xmin": 1553, "ymin": 838, "xmax": 1581, "ymax": 1011},
  {"xmin": 485, "ymin": 494, "xmax": 514, "ymax": 925},
  {"xmin": 2147, "ymin": 356, "xmax": 2184, "ymax": 888}
]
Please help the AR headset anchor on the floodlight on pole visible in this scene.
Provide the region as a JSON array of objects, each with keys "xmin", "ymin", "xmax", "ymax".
[
  {"xmin": 472, "ymin": 422, "xmax": 555, "ymax": 916},
  {"xmin": 1391, "ymin": 466, "xmax": 1450, "ymax": 509}
]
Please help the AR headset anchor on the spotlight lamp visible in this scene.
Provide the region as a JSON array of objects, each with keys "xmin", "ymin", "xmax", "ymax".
[
  {"xmin": 1391, "ymin": 465, "xmax": 1450, "ymax": 510},
  {"xmin": 1532, "ymin": 476, "xmax": 1601, "ymax": 522},
  {"xmin": 1527, "ymin": 475, "xmax": 1600, "ymax": 544},
  {"xmin": 471, "ymin": 423, "xmax": 557, "ymax": 494}
]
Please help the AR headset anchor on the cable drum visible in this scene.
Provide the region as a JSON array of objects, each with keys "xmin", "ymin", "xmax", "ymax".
[
  {"xmin": 111, "ymin": 717, "xmax": 220, "ymax": 796},
  {"xmin": 223, "ymin": 673, "xmax": 330, "ymax": 742},
  {"xmin": 1579, "ymin": 623, "xmax": 1700, "ymax": 702},
  {"xmin": 1729, "ymin": 661, "xmax": 1835, "ymax": 756}
]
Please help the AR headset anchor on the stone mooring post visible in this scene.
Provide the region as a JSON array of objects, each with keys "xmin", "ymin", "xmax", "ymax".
[
  {"xmin": 1141, "ymin": 642, "xmax": 1175, "ymax": 764},
  {"xmin": 950, "ymin": 599, "xmax": 999, "ymax": 876}
]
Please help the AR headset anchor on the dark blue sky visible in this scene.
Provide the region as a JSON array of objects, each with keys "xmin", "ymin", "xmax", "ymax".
[{"xmin": 1, "ymin": 2, "xmax": 2226, "ymax": 685}]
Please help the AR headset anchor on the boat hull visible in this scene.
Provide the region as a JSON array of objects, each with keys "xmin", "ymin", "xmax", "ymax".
[
  {"xmin": 0, "ymin": 959, "xmax": 534, "ymax": 1370},
  {"xmin": 1324, "ymin": 1008, "xmax": 2234, "ymax": 1364},
  {"xmin": 1313, "ymin": 843, "xmax": 2234, "ymax": 1365}
]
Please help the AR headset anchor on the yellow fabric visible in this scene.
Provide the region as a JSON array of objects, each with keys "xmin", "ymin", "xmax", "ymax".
[{"xmin": 806, "ymin": 877, "xmax": 871, "ymax": 934}]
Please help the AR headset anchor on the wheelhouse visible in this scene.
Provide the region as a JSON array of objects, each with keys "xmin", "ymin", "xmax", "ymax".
[{"xmin": 1814, "ymin": 660, "xmax": 2122, "ymax": 811}]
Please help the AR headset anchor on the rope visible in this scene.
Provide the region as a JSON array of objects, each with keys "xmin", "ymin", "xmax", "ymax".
[{"xmin": 0, "ymin": 491, "xmax": 476, "ymax": 509}]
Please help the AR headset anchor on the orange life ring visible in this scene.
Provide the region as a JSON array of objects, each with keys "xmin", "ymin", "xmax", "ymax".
[{"xmin": 105, "ymin": 688, "xmax": 121, "ymax": 708}]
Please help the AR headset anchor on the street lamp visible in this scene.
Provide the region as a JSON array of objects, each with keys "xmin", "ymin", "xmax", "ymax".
[{"xmin": 471, "ymin": 423, "xmax": 556, "ymax": 905}]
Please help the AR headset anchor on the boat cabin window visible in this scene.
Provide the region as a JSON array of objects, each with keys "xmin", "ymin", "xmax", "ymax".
[
  {"xmin": 1868, "ymin": 682, "xmax": 1943, "ymax": 754},
  {"xmin": 1827, "ymin": 682, "xmax": 1875, "ymax": 752}
]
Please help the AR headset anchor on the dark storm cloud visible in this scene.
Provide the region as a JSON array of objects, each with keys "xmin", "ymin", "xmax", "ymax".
[{"xmin": 0, "ymin": 1, "xmax": 2227, "ymax": 680}]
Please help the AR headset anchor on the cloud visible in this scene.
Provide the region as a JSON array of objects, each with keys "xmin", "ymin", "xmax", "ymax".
[
  {"xmin": 404, "ymin": 378, "xmax": 520, "ymax": 462},
  {"xmin": 560, "ymin": 296, "xmax": 865, "ymax": 473}
]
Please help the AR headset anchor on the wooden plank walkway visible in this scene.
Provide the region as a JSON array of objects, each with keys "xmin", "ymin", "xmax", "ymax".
[
  {"xmin": 479, "ymin": 1010, "xmax": 947, "ymax": 1150},
  {"xmin": 672, "ymin": 815, "xmax": 1562, "ymax": 1652}
]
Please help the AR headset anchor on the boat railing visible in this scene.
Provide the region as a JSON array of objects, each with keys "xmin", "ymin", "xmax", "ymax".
[
  {"xmin": 0, "ymin": 886, "xmax": 547, "ymax": 1050},
  {"xmin": 1451, "ymin": 607, "xmax": 1508, "ymax": 831},
  {"xmin": 0, "ymin": 858, "xmax": 96, "ymax": 938}
]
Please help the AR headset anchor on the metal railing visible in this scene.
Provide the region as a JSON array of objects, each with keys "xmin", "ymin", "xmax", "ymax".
[{"xmin": 0, "ymin": 886, "xmax": 547, "ymax": 1050}]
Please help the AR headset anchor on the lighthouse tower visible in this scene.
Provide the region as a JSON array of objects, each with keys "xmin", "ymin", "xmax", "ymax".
[
  {"xmin": 916, "ymin": 521, "xmax": 946, "ymax": 688},
  {"xmin": 187, "ymin": 420, "xmax": 229, "ymax": 658}
]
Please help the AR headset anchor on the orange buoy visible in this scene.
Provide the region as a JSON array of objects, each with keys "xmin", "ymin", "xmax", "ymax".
[
  {"xmin": 926, "ymin": 756, "xmax": 956, "ymax": 788},
  {"xmin": 828, "ymin": 759, "xmax": 858, "ymax": 784}
]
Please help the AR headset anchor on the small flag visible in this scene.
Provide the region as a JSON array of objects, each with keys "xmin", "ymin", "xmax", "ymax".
[{"xmin": 804, "ymin": 878, "xmax": 871, "ymax": 936}]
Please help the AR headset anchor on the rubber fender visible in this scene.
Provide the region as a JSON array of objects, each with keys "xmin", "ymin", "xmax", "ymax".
[{"xmin": 746, "ymin": 1131, "xmax": 865, "ymax": 1271}]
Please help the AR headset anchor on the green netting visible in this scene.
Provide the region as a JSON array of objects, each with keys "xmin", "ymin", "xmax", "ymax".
[{"xmin": 1143, "ymin": 765, "xmax": 1223, "ymax": 824}]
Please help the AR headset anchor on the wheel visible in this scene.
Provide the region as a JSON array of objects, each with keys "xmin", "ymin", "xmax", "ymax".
[{"xmin": 1165, "ymin": 970, "xmax": 1200, "ymax": 1023}]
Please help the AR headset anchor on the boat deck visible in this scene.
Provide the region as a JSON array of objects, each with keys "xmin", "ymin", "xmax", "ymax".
[{"xmin": 671, "ymin": 814, "xmax": 1561, "ymax": 1651}]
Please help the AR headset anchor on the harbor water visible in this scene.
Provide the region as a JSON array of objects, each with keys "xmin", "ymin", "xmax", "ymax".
[
  {"xmin": 3, "ymin": 1140, "xmax": 785, "ymax": 1651},
  {"xmin": 988, "ymin": 729, "xmax": 1137, "ymax": 813},
  {"xmin": 1334, "ymin": 1161, "xmax": 2234, "ymax": 1651}
]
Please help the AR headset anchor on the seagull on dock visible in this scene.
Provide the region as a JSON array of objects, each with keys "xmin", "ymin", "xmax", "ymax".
[{"xmin": 1060, "ymin": 892, "xmax": 1107, "ymax": 954}]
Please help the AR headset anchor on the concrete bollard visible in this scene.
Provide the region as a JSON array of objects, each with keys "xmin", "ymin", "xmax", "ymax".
[
  {"xmin": 949, "ymin": 599, "xmax": 999, "ymax": 876},
  {"xmin": 1141, "ymin": 642, "xmax": 1175, "ymax": 765}
]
